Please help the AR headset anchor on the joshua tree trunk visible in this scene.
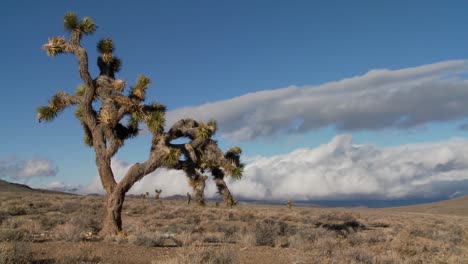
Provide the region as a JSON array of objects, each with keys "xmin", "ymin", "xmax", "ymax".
[
  {"xmin": 214, "ymin": 177, "xmax": 236, "ymax": 207},
  {"xmin": 101, "ymin": 189, "xmax": 125, "ymax": 236},
  {"xmin": 193, "ymin": 175, "xmax": 208, "ymax": 206}
]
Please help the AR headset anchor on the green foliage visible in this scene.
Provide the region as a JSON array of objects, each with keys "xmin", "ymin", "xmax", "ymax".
[
  {"xmin": 161, "ymin": 148, "xmax": 181, "ymax": 167},
  {"xmin": 229, "ymin": 164, "xmax": 244, "ymax": 180},
  {"xmin": 43, "ymin": 37, "xmax": 66, "ymax": 57},
  {"xmin": 63, "ymin": 12, "xmax": 79, "ymax": 32},
  {"xmin": 75, "ymin": 84, "xmax": 85, "ymax": 96},
  {"xmin": 196, "ymin": 123, "xmax": 213, "ymax": 140},
  {"xmin": 64, "ymin": 13, "xmax": 96, "ymax": 35},
  {"xmin": 74, "ymin": 106, "xmax": 83, "ymax": 119},
  {"xmin": 225, "ymin": 147, "xmax": 242, "ymax": 166},
  {"xmin": 97, "ymin": 39, "xmax": 114, "ymax": 54},
  {"xmin": 111, "ymin": 57, "xmax": 122, "ymax": 73},
  {"xmin": 80, "ymin": 17, "xmax": 97, "ymax": 35},
  {"xmin": 136, "ymin": 75, "xmax": 151, "ymax": 89},
  {"xmin": 207, "ymin": 119, "xmax": 217, "ymax": 134},
  {"xmin": 145, "ymin": 110, "xmax": 165, "ymax": 134},
  {"xmin": 130, "ymin": 75, "xmax": 151, "ymax": 100},
  {"xmin": 227, "ymin": 146, "xmax": 242, "ymax": 155},
  {"xmin": 36, "ymin": 106, "xmax": 58, "ymax": 122}
]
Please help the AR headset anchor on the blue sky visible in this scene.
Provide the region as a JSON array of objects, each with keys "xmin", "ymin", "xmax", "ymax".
[{"xmin": 2, "ymin": 1, "xmax": 468, "ymax": 201}]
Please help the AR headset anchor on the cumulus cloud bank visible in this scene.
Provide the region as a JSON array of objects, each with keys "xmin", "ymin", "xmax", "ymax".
[
  {"xmin": 82, "ymin": 136, "xmax": 468, "ymax": 200},
  {"xmin": 227, "ymin": 135, "xmax": 468, "ymax": 200},
  {"xmin": 81, "ymin": 159, "xmax": 199, "ymax": 196},
  {"xmin": 0, "ymin": 156, "xmax": 58, "ymax": 180},
  {"xmin": 167, "ymin": 60, "xmax": 468, "ymax": 141}
]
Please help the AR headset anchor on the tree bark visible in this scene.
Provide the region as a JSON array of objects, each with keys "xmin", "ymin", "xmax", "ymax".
[
  {"xmin": 214, "ymin": 177, "xmax": 236, "ymax": 207},
  {"xmin": 101, "ymin": 188, "xmax": 125, "ymax": 236},
  {"xmin": 193, "ymin": 175, "xmax": 208, "ymax": 207}
]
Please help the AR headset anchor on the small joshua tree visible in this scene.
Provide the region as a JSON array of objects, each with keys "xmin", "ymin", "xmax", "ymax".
[
  {"xmin": 186, "ymin": 192, "xmax": 192, "ymax": 205},
  {"xmin": 38, "ymin": 12, "xmax": 244, "ymax": 237},
  {"xmin": 155, "ymin": 189, "xmax": 162, "ymax": 200},
  {"xmin": 287, "ymin": 200, "xmax": 293, "ymax": 209}
]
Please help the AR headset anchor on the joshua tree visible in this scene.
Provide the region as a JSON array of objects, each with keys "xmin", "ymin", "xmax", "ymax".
[
  {"xmin": 154, "ymin": 189, "xmax": 162, "ymax": 200},
  {"xmin": 287, "ymin": 200, "xmax": 293, "ymax": 209},
  {"xmin": 186, "ymin": 192, "xmax": 192, "ymax": 205},
  {"xmin": 37, "ymin": 12, "xmax": 244, "ymax": 237}
]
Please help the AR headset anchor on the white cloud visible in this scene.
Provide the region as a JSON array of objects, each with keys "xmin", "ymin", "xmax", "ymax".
[
  {"xmin": 0, "ymin": 156, "xmax": 58, "ymax": 179},
  {"xmin": 44, "ymin": 181, "xmax": 80, "ymax": 193},
  {"xmin": 226, "ymin": 135, "xmax": 468, "ymax": 200},
  {"xmin": 167, "ymin": 60, "xmax": 468, "ymax": 141},
  {"xmin": 81, "ymin": 158, "xmax": 208, "ymax": 197},
  {"xmin": 81, "ymin": 135, "xmax": 468, "ymax": 201}
]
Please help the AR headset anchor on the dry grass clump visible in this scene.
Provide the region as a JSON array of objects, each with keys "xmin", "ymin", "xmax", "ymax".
[
  {"xmin": 0, "ymin": 242, "xmax": 33, "ymax": 264},
  {"xmin": 159, "ymin": 243, "xmax": 238, "ymax": 264}
]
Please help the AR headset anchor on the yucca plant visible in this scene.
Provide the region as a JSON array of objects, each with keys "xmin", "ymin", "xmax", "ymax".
[{"xmin": 37, "ymin": 12, "xmax": 243, "ymax": 237}]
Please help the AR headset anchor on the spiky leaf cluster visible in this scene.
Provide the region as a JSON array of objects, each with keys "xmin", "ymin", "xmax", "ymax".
[
  {"xmin": 196, "ymin": 122, "xmax": 216, "ymax": 140},
  {"xmin": 37, "ymin": 106, "xmax": 58, "ymax": 122},
  {"xmin": 225, "ymin": 146, "xmax": 242, "ymax": 166},
  {"xmin": 64, "ymin": 12, "xmax": 96, "ymax": 35},
  {"xmin": 228, "ymin": 164, "xmax": 244, "ymax": 180},
  {"xmin": 161, "ymin": 148, "xmax": 181, "ymax": 167},
  {"xmin": 145, "ymin": 110, "xmax": 165, "ymax": 134},
  {"xmin": 110, "ymin": 57, "xmax": 122, "ymax": 73},
  {"xmin": 97, "ymin": 39, "xmax": 115, "ymax": 54},
  {"xmin": 130, "ymin": 75, "xmax": 151, "ymax": 100},
  {"xmin": 80, "ymin": 17, "xmax": 97, "ymax": 35},
  {"xmin": 37, "ymin": 93, "xmax": 70, "ymax": 122},
  {"xmin": 75, "ymin": 84, "xmax": 85, "ymax": 96},
  {"xmin": 43, "ymin": 37, "xmax": 67, "ymax": 57}
]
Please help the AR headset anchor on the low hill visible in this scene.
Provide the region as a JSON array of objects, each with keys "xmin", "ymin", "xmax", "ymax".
[
  {"xmin": 0, "ymin": 179, "xmax": 35, "ymax": 192},
  {"xmin": 388, "ymin": 195, "xmax": 468, "ymax": 217},
  {"xmin": 0, "ymin": 179, "xmax": 74, "ymax": 195}
]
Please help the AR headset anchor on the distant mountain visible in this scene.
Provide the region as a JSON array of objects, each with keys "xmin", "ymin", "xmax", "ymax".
[
  {"xmin": 0, "ymin": 179, "xmax": 75, "ymax": 195},
  {"xmin": 388, "ymin": 195, "xmax": 468, "ymax": 217},
  {"xmin": 0, "ymin": 179, "xmax": 34, "ymax": 192}
]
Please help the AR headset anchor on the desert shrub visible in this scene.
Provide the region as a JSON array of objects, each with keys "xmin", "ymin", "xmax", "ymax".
[
  {"xmin": 158, "ymin": 211, "xmax": 178, "ymax": 219},
  {"xmin": 55, "ymin": 207, "xmax": 102, "ymax": 242},
  {"xmin": 331, "ymin": 247, "xmax": 375, "ymax": 264},
  {"xmin": 369, "ymin": 221, "xmax": 390, "ymax": 228},
  {"xmin": 254, "ymin": 219, "xmax": 279, "ymax": 247},
  {"xmin": 321, "ymin": 220, "xmax": 367, "ymax": 236},
  {"xmin": 55, "ymin": 223, "xmax": 85, "ymax": 242},
  {"xmin": 317, "ymin": 211, "xmax": 357, "ymax": 224},
  {"xmin": 129, "ymin": 233, "xmax": 165, "ymax": 247},
  {"xmin": 37, "ymin": 214, "xmax": 66, "ymax": 231},
  {"xmin": 202, "ymin": 233, "xmax": 224, "ymax": 243},
  {"xmin": 162, "ymin": 244, "xmax": 237, "ymax": 264},
  {"xmin": 70, "ymin": 207, "xmax": 102, "ymax": 233},
  {"xmin": 184, "ymin": 225, "xmax": 205, "ymax": 234},
  {"xmin": 57, "ymin": 201, "xmax": 81, "ymax": 214},
  {"xmin": 1, "ymin": 218, "xmax": 24, "ymax": 229},
  {"xmin": 185, "ymin": 215, "xmax": 201, "ymax": 225},
  {"xmin": 217, "ymin": 225, "xmax": 239, "ymax": 241},
  {"xmin": 129, "ymin": 233, "xmax": 180, "ymax": 247},
  {"xmin": 0, "ymin": 242, "xmax": 33, "ymax": 264},
  {"xmin": 0, "ymin": 212, "xmax": 9, "ymax": 225},
  {"xmin": 5, "ymin": 205, "xmax": 27, "ymax": 216},
  {"xmin": 288, "ymin": 228, "xmax": 328, "ymax": 249},
  {"xmin": 238, "ymin": 212, "xmax": 255, "ymax": 222},
  {"xmin": 0, "ymin": 229, "xmax": 27, "ymax": 242}
]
